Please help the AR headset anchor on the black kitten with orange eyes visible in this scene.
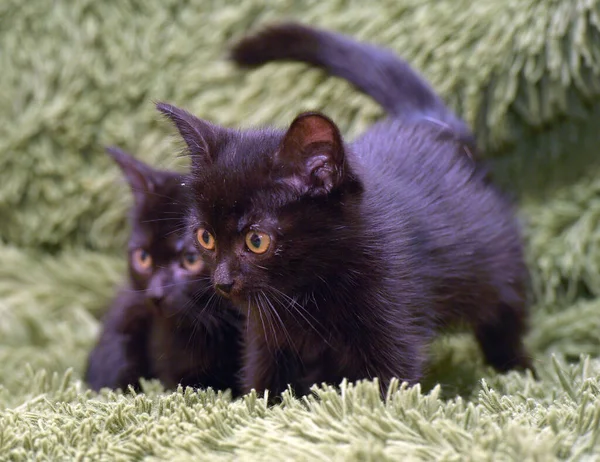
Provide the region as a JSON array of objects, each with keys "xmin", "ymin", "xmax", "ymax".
[
  {"xmin": 158, "ymin": 23, "xmax": 533, "ymax": 401},
  {"xmin": 85, "ymin": 147, "xmax": 242, "ymax": 395}
]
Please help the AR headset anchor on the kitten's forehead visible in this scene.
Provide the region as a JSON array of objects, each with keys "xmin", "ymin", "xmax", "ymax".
[
  {"xmin": 195, "ymin": 181, "xmax": 284, "ymax": 232},
  {"xmin": 192, "ymin": 128, "xmax": 288, "ymax": 218},
  {"xmin": 130, "ymin": 171, "xmax": 190, "ymax": 246}
]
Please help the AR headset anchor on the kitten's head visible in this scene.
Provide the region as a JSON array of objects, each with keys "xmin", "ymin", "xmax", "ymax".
[
  {"xmin": 107, "ymin": 147, "xmax": 212, "ymax": 316},
  {"xmin": 157, "ymin": 103, "xmax": 363, "ymax": 305}
]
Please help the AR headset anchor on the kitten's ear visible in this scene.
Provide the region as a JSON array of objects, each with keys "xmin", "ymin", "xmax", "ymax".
[
  {"xmin": 105, "ymin": 146, "xmax": 156, "ymax": 203},
  {"xmin": 276, "ymin": 112, "xmax": 346, "ymax": 196},
  {"xmin": 156, "ymin": 102, "xmax": 219, "ymax": 168}
]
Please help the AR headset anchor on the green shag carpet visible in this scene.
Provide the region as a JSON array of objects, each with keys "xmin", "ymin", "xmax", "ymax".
[{"xmin": 2, "ymin": 0, "xmax": 600, "ymax": 460}]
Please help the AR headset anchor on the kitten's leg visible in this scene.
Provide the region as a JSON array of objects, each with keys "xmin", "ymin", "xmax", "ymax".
[
  {"xmin": 85, "ymin": 296, "xmax": 152, "ymax": 392},
  {"xmin": 371, "ymin": 356, "xmax": 425, "ymax": 397},
  {"xmin": 475, "ymin": 302, "xmax": 535, "ymax": 375},
  {"xmin": 86, "ymin": 332, "xmax": 148, "ymax": 392},
  {"xmin": 241, "ymin": 332, "xmax": 283, "ymax": 403},
  {"xmin": 341, "ymin": 335, "xmax": 425, "ymax": 398},
  {"xmin": 178, "ymin": 322, "xmax": 245, "ymax": 398}
]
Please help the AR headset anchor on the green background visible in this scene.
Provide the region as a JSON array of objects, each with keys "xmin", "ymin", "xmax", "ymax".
[{"xmin": 2, "ymin": 0, "xmax": 600, "ymax": 459}]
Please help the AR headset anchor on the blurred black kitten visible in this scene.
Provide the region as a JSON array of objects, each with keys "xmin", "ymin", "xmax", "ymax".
[{"xmin": 85, "ymin": 147, "xmax": 242, "ymax": 395}]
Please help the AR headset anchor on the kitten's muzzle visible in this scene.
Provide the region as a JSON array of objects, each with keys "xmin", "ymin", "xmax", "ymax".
[
  {"xmin": 149, "ymin": 293, "xmax": 165, "ymax": 306},
  {"xmin": 214, "ymin": 261, "xmax": 239, "ymax": 298},
  {"xmin": 147, "ymin": 278, "xmax": 166, "ymax": 307},
  {"xmin": 216, "ymin": 282, "xmax": 234, "ymax": 296}
]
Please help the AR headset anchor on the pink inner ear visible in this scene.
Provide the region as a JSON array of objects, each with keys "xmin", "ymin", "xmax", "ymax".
[
  {"xmin": 280, "ymin": 112, "xmax": 344, "ymax": 163},
  {"xmin": 299, "ymin": 116, "xmax": 336, "ymax": 146},
  {"xmin": 277, "ymin": 112, "xmax": 348, "ymax": 195}
]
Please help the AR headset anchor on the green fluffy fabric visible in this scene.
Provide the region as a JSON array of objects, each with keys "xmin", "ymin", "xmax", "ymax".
[{"xmin": 2, "ymin": 0, "xmax": 600, "ymax": 459}]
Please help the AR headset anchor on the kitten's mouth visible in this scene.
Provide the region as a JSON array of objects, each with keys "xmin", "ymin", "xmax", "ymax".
[
  {"xmin": 215, "ymin": 282, "xmax": 240, "ymax": 300},
  {"xmin": 216, "ymin": 291, "xmax": 246, "ymax": 306},
  {"xmin": 147, "ymin": 299, "xmax": 166, "ymax": 315},
  {"xmin": 216, "ymin": 288, "xmax": 231, "ymax": 299}
]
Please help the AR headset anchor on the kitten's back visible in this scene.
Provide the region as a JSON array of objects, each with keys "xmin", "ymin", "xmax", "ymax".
[{"xmin": 355, "ymin": 119, "xmax": 528, "ymax": 348}]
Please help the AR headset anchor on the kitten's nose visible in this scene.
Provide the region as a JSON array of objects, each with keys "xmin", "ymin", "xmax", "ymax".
[
  {"xmin": 148, "ymin": 284, "xmax": 165, "ymax": 306},
  {"xmin": 150, "ymin": 293, "xmax": 164, "ymax": 305},
  {"xmin": 216, "ymin": 282, "xmax": 234, "ymax": 295},
  {"xmin": 149, "ymin": 290, "xmax": 165, "ymax": 306},
  {"xmin": 147, "ymin": 272, "xmax": 167, "ymax": 308}
]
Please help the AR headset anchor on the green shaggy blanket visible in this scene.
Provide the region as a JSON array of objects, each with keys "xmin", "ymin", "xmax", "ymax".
[{"xmin": 2, "ymin": 0, "xmax": 600, "ymax": 460}]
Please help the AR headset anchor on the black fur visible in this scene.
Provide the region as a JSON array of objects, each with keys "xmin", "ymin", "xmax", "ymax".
[
  {"xmin": 85, "ymin": 147, "xmax": 243, "ymax": 395},
  {"xmin": 156, "ymin": 23, "xmax": 533, "ymax": 401}
]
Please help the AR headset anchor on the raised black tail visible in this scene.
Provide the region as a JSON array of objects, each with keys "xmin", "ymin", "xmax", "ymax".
[{"xmin": 230, "ymin": 22, "xmax": 474, "ymax": 146}]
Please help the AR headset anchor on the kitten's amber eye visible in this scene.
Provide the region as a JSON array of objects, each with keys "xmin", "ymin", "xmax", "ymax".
[
  {"xmin": 197, "ymin": 228, "xmax": 216, "ymax": 250},
  {"xmin": 245, "ymin": 231, "xmax": 271, "ymax": 254},
  {"xmin": 182, "ymin": 251, "xmax": 203, "ymax": 272},
  {"xmin": 132, "ymin": 248, "xmax": 152, "ymax": 272}
]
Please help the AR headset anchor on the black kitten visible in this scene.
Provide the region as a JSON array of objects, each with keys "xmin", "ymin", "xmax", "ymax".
[
  {"xmin": 157, "ymin": 23, "xmax": 533, "ymax": 400},
  {"xmin": 85, "ymin": 147, "xmax": 242, "ymax": 395}
]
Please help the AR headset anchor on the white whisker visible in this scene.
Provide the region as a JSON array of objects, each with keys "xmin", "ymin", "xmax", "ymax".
[
  {"xmin": 261, "ymin": 290, "xmax": 301, "ymax": 364},
  {"xmin": 252, "ymin": 293, "xmax": 272, "ymax": 356},
  {"xmin": 267, "ymin": 287, "xmax": 331, "ymax": 347}
]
